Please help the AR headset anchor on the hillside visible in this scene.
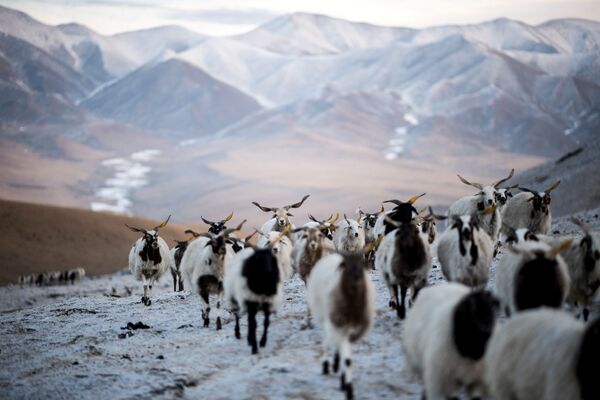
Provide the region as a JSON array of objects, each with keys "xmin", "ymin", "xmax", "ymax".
[{"xmin": 0, "ymin": 199, "xmax": 202, "ymax": 284}]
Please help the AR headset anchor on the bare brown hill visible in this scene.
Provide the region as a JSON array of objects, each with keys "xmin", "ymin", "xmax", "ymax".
[{"xmin": 0, "ymin": 199, "xmax": 202, "ymax": 284}]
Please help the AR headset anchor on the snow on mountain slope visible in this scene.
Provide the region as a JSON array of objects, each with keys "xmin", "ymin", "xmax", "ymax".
[
  {"xmin": 82, "ymin": 59, "xmax": 263, "ymax": 137},
  {"xmin": 234, "ymin": 12, "xmax": 414, "ymax": 55}
]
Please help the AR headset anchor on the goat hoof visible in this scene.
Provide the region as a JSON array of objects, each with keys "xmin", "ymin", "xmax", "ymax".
[
  {"xmin": 322, "ymin": 361, "xmax": 329, "ymax": 375},
  {"xmin": 388, "ymin": 300, "xmax": 396, "ymax": 309},
  {"xmin": 397, "ymin": 307, "xmax": 405, "ymax": 319},
  {"xmin": 345, "ymin": 383, "xmax": 354, "ymax": 400},
  {"xmin": 203, "ymin": 318, "xmax": 209, "ymax": 328},
  {"xmin": 340, "ymin": 373, "xmax": 346, "ymax": 390},
  {"xmin": 259, "ymin": 338, "xmax": 267, "ymax": 348},
  {"xmin": 333, "ymin": 353, "xmax": 340, "ymax": 373},
  {"xmin": 235, "ymin": 330, "xmax": 241, "ymax": 340},
  {"xmin": 216, "ymin": 317, "xmax": 222, "ymax": 331},
  {"xmin": 251, "ymin": 346, "xmax": 258, "ymax": 355}
]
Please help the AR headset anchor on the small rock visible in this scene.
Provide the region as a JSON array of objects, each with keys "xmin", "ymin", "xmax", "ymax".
[
  {"xmin": 72, "ymin": 361, "xmax": 79, "ymax": 365},
  {"xmin": 157, "ymin": 355, "xmax": 164, "ymax": 360},
  {"xmin": 122, "ymin": 354, "xmax": 132, "ymax": 361}
]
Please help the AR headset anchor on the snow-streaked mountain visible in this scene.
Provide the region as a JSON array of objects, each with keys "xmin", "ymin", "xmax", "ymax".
[
  {"xmin": 82, "ymin": 59, "xmax": 263, "ymax": 136},
  {"xmin": 233, "ymin": 12, "xmax": 414, "ymax": 55}
]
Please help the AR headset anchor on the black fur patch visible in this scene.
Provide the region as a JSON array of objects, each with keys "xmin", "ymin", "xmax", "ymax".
[
  {"xmin": 384, "ymin": 203, "xmax": 417, "ymax": 234},
  {"xmin": 581, "ymin": 236, "xmax": 596, "ymax": 272},
  {"xmin": 139, "ymin": 239, "xmax": 162, "ymax": 265},
  {"xmin": 242, "ymin": 249, "xmax": 280, "ymax": 296},
  {"xmin": 576, "ymin": 318, "xmax": 600, "ymax": 400},
  {"xmin": 197, "ymin": 275, "xmax": 222, "ymax": 303},
  {"xmin": 391, "ymin": 223, "xmax": 426, "ymax": 277},
  {"xmin": 173, "ymin": 241, "xmax": 189, "ymax": 268},
  {"xmin": 453, "ymin": 291, "xmax": 498, "ymax": 360},
  {"xmin": 514, "ymin": 255, "xmax": 564, "ymax": 311},
  {"xmin": 469, "ymin": 241, "xmax": 479, "ymax": 266}
]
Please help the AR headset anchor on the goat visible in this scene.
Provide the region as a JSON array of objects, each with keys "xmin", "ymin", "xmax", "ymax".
[
  {"xmin": 447, "ymin": 169, "xmax": 515, "ymax": 242},
  {"xmin": 501, "ymin": 181, "xmax": 561, "ymax": 236},
  {"xmin": 374, "ymin": 193, "xmax": 426, "ymax": 237},
  {"xmin": 180, "ymin": 220, "xmax": 245, "ymax": 329},
  {"xmin": 333, "ymin": 214, "xmax": 365, "ymax": 255},
  {"xmin": 404, "ymin": 283, "xmax": 499, "ymax": 400},
  {"xmin": 307, "ymin": 253, "xmax": 375, "ymax": 400},
  {"xmin": 224, "ymin": 228, "xmax": 290, "ymax": 354},
  {"xmin": 201, "ymin": 212, "xmax": 233, "ymax": 234},
  {"xmin": 251, "ymin": 194, "xmax": 310, "ymax": 234},
  {"xmin": 127, "ymin": 216, "xmax": 173, "ymax": 306},
  {"xmin": 375, "ymin": 212, "xmax": 432, "ymax": 319},
  {"xmin": 485, "ymin": 308, "xmax": 600, "ymax": 400},
  {"xmin": 358, "ymin": 206, "xmax": 384, "ymax": 268}
]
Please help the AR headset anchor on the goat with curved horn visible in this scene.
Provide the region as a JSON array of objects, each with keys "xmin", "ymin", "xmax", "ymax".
[
  {"xmin": 457, "ymin": 174, "xmax": 483, "ymax": 189},
  {"xmin": 284, "ymin": 194, "xmax": 310, "ymax": 210},
  {"xmin": 153, "ymin": 215, "xmax": 171, "ymax": 231},
  {"xmin": 493, "ymin": 168, "xmax": 515, "ymax": 188}
]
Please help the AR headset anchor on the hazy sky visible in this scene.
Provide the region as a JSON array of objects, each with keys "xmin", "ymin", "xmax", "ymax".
[{"xmin": 1, "ymin": 0, "xmax": 599, "ymax": 35}]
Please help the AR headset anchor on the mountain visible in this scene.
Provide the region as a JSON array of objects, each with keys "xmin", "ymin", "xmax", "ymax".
[
  {"xmin": 233, "ymin": 12, "xmax": 414, "ymax": 55},
  {"xmin": 82, "ymin": 59, "xmax": 263, "ymax": 137}
]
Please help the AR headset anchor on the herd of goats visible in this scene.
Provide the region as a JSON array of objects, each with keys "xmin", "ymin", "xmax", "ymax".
[{"xmin": 24, "ymin": 168, "xmax": 600, "ymax": 399}]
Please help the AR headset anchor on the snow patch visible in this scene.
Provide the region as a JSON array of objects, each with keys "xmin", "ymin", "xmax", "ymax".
[
  {"xmin": 404, "ymin": 113, "xmax": 419, "ymax": 125},
  {"xmin": 90, "ymin": 150, "xmax": 160, "ymax": 215}
]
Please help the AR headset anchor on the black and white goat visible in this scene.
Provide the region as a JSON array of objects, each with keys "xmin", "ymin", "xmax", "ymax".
[
  {"xmin": 127, "ymin": 216, "xmax": 173, "ymax": 306},
  {"xmin": 447, "ymin": 169, "xmax": 515, "ymax": 242},
  {"xmin": 437, "ymin": 210, "xmax": 495, "ymax": 289},
  {"xmin": 251, "ymin": 194, "xmax": 310, "ymax": 234},
  {"xmin": 501, "ymin": 181, "xmax": 561, "ymax": 236},
  {"xmin": 224, "ymin": 227, "xmax": 290, "ymax": 354},
  {"xmin": 375, "ymin": 202, "xmax": 432, "ymax": 319},
  {"xmin": 169, "ymin": 230, "xmax": 201, "ymax": 292},
  {"xmin": 180, "ymin": 220, "xmax": 245, "ymax": 329},
  {"xmin": 374, "ymin": 193, "xmax": 426, "ymax": 237}
]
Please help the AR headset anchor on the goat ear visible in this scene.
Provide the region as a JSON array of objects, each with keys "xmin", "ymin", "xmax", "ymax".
[
  {"xmin": 408, "ymin": 193, "xmax": 426, "ymax": 205},
  {"xmin": 223, "ymin": 212, "xmax": 234, "ymax": 222},
  {"xmin": 549, "ymin": 239, "xmax": 573, "ymax": 257},
  {"xmin": 154, "ymin": 215, "xmax": 171, "ymax": 230},
  {"xmin": 493, "ymin": 168, "xmax": 515, "ymax": 188},
  {"xmin": 285, "ymin": 194, "xmax": 310, "ymax": 210},
  {"xmin": 125, "ymin": 224, "xmax": 145, "ymax": 233},
  {"xmin": 252, "ymin": 202, "xmax": 274, "ymax": 213},
  {"xmin": 546, "ymin": 180, "xmax": 561, "ymax": 193},
  {"xmin": 457, "ymin": 174, "xmax": 483, "ymax": 190}
]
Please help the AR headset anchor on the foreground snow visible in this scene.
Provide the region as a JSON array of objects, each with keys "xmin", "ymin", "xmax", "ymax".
[{"xmin": 2, "ymin": 210, "xmax": 599, "ymax": 399}]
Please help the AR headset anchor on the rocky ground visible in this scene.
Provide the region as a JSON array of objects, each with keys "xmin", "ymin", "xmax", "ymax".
[{"xmin": 1, "ymin": 208, "xmax": 599, "ymax": 400}]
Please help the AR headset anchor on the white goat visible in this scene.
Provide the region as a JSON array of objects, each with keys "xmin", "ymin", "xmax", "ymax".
[
  {"xmin": 447, "ymin": 169, "xmax": 515, "ymax": 242},
  {"xmin": 127, "ymin": 216, "xmax": 173, "ymax": 306},
  {"xmin": 485, "ymin": 308, "xmax": 600, "ymax": 400},
  {"xmin": 357, "ymin": 206, "xmax": 384, "ymax": 268},
  {"xmin": 404, "ymin": 283, "xmax": 499, "ymax": 400},
  {"xmin": 256, "ymin": 227, "xmax": 294, "ymax": 281},
  {"xmin": 251, "ymin": 194, "xmax": 310, "ymax": 234},
  {"xmin": 307, "ymin": 253, "xmax": 375, "ymax": 400},
  {"xmin": 500, "ymin": 180, "xmax": 561, "ymax": 237},
  {"xmin": 333, "ymin": 214, "xmax": 365, "ymax": 255}
]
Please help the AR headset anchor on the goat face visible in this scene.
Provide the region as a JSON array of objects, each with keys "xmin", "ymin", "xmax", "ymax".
[
  {"xmin": 420, "ymin": 219, "xmax": 437, "ymax": 244},
  {"xmin": 272, "ymin": 208, "xmax": 291, "ymax": 228},
  {"xmin": 476, "ymin": 186, "xmax": 497, "ymax": 210},
  {"xmin": 344, "ymin": 219, "xmax": 363, "ymax": 239},
  {"xmin": 144, "ymin": 230, "xmax": 160, "ymax": 250},
  {"xmin": 529, "ymin": 192, "xmax": 551, "ymax": 215},
  {"xmin": 452, "ymin": 216, "xmax": 479, "ymax": 242},
  {"xmin": 495, "ymin": 188, "xmax": 512, "ymax": 206},
  {"xmin": 302, "ymin": 228, "xmax": 325, "ymax": 252},
  {"xmin": 364, "ymin": 213, "xmax": 378, "ymax": 229},
  {"xmin": 208, "ymin": 222, "xmax": 226, "ymax": 235}
]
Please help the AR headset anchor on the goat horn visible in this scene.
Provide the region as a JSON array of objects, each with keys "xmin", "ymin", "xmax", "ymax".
[
  {"xmin": 508, "ymin": 183, "xmax": 520, "ymax": 189},
  {"xmin": 417, "ymin": 207, "xmax": 427, "ymax": 215},
  {"xmin": 222, "ymin": 212, "xmax": 234, "ymax": 222},
  {"xmin": 493, "ymin": 168, "xmax": 515, "ymax": 188},
  {"xmin": 457, "ymin": 174, "xmax": 483, "ymax": 190},
  {"xmin": 330, "ymin": 213, "xmax": 340, "ymax": 224},
  {"xmin": 383, "ymin": 199, "xmax": 403, "ymax": 206},
  {"xmin": 408, "ymin": 193, "xmax": 426, "ymax": 205},
  {"xmin": 571, "ymin": 216, "xmax": 590, "ymax": 235},
  {"xmin": 357, "ymin": 207, "xmax": 365, "ymax": 216},
  {"xmin": 253, "ymin": 228, "xmax": 268, "ymax": 238},
  {"xmin": 549, "ymin": 239, "xmax": 573, "ymax": 257},
  {"xmin": 428, "ymin": 207, "xmax": 447, "ymax": 220},
  {"xmin": 383, "ymin": 215, "xmax": 401, "ymax": 228},
  {"xmin": 125, "ymin": 224, "xmax": 146, "ymax": 233},
  {"xmin": 221, "ymin": 220, "xmax": 247, "ymax": 237},
  {"xmin": 270, "ymin": 224, "xmax": 291, "ymax": 246},
  {"xmin": 184, "ymin": 229, "xmax": 201, "ymax": 238},
  {"xmin": 519, "ymin": 187, "xmax": 539, "ymax": 195},
  {"xmin": 344, "ymin": 213, "xmax": 350, "ymax": 224},
  {"xmin": 546, "ymin": 180, "xmax": 561, "ymax": 194},
  {"xmin": 154, "ymin": 214, "xmax": 171, "ymax": 230},
  {"xmin": 379, "ymin": 204, "xmax": 385, "ymax": 213},
  {"xmin": 201, "ymin": 216, "xmax": 215, "ymax": 225},
  {"xmin": 244, "ymin": 230, "xmax": 258, "ymax": 243},
  {"xmin": 284, "ymin": 194, "xmax": 310, "ymax": 210},
  {"xmin": 251, "ymin": 202, "xmax": 275, "ymax": 213},
  {"xmin": 308, "ymin": 214, "xmax": 323, "ymax": 224},
  {"xmin": 324, "ymin": 214, "xmax": 334, "ymax": 222}
]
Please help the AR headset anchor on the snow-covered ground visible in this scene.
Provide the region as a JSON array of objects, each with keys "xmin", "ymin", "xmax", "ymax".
[
  {"xmin": 2, "ymin": 210, "xmax": 599, "ymax": 399},
  {"xmin": 90, "ymin": 150, "xmax": 161, "ymax": 215}
]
